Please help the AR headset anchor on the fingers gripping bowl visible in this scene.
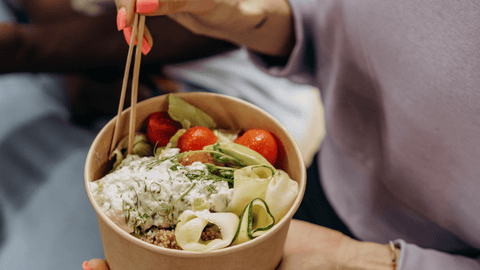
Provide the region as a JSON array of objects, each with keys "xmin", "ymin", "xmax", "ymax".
[{"xmin": 84, "ymin": 92, "xmax": 306, "ymax": 270}]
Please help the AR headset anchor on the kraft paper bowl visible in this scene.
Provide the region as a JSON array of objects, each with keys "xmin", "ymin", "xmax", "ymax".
[{"xmin": 85, "ymin": 92, "xmax": 306, "ymax": 270}]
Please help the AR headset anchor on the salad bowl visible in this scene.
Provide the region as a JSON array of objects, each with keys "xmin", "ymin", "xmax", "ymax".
[{"xmin": 84, "ymin": 92, "xmax": 306, "ymax": 270}]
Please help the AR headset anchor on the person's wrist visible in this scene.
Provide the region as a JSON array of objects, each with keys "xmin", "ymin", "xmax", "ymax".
[
  {"xmin": 163, "ymin": 0, "xmax": 294, "ymax": 57},
  {"xmin": 339, "ymin": 240, "xmax": 401, "ymax": 270},
  {"xmin": 238, "ymin": 0, "xmax": 294, "ymax": 57}
]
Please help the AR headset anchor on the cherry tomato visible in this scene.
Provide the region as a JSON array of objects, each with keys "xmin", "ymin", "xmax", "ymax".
[{"xmin": 234, "ymin": 129, "xmax": 278, "ymax": 165}]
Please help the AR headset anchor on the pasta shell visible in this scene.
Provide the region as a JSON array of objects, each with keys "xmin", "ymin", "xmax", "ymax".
[{"xmin": 175, "ymin": 210, "xmax": 239, "ymax": 252}]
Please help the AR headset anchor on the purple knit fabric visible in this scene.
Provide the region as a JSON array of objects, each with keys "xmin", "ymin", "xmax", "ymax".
[{"xmin": 250, "ymin": 0, "xmax": 480, "ymax": 269}]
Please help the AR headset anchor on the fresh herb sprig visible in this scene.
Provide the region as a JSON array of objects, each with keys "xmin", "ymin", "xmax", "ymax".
[
  {"xmin": 171, "ymin": 162, "xmax": 234, "ymax": 189},
  {"xmin": 205, "ymin": 163, "xmax": 235, "ymax": 188}
]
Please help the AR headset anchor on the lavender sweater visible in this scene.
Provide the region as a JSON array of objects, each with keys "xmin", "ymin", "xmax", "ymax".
[{"xmin": 252, "ymin": 0, "xmax": 480, "ymax": 269}]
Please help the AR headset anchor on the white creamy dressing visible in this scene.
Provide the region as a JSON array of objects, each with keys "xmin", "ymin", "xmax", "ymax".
[{"xmin": 89, "ymin": 149, "xmax": 233, "ymax": 233}]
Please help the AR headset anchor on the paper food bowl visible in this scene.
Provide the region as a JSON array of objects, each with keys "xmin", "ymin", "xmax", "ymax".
[{"xmin": 84, "ymin": 92, "xmax": 306, "ymax": 270}]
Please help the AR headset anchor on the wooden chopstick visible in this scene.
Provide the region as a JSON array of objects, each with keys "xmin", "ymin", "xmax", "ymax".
[
  {"xmin": 109, "ymin": 14, "xmax": 139, "ymax": 156},
  {"xmin": 109, "ymin": 14, "xmax": 146, "ymax": 157},
  {"xmin": 127, "ymin": 15, "xmax": 146, "ymax": 155}
]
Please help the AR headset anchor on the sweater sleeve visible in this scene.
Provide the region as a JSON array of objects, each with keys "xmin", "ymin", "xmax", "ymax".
[
  {"xmin": 394, "ymin": 240, "xmax": 480, "ymax": 270},
  {"xmin": 247, "ymin": 0, "xmax": 321, "ymax": 86}
]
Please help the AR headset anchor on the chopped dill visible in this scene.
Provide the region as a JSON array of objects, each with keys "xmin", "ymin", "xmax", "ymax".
[
  {"xmin": 170, "ymin": 164, "xmax": 183, "ymax": 171},
  {"xmin": 185, "ymin": 169, "xmax": 206, "ymax": 181},
  {"xmin": 205, "ymin": 184, "xmax": 217, "ymax": 193},
  {"xmin": 149, "ymin": 183, "xmax": 197, "ymax": 223}
]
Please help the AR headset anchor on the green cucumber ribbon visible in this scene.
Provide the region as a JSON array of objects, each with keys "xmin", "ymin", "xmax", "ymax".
[
  {"xmin": 232, "ymin": 198, "xmax": 275, "ymax": 245},
  {"xmin": 204, "ymin": 142, "xmax": 275, "ymax": 168}
]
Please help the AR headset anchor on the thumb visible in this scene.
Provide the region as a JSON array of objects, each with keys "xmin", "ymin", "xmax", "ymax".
[{"xmin": 82, "ymin": 259, "xmax": 110, "ymax": 270}]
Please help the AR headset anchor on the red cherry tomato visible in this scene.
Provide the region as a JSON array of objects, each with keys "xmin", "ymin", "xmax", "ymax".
[
  {"xmin": 177, "ymin": 126, "xmax": 218, "ymax": 152},
  {"xmin": 146, "ymin": 111, "xmax": 182, "ymax": 147},
  {"xmin": 234, "ymin": 129, "xmax": 278, "ymax": 165}
]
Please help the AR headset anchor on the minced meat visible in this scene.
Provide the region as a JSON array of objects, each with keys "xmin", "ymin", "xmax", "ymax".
[
  {"xmin": 201, "ymin": 225, "xmax": 222, "ymax": 241},
  {"xmin": 140, "ymin": 225, "xmax": 222, "ymax": 250}
]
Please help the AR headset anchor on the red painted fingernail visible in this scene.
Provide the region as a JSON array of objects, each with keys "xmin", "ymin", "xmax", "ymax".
[
  {"xmin": 123, "ymin": 27, "xmax": 137, "ymax": 46},
  {"xmin": 117, "ymin": 7, "xmax": 127, "ymax": 31},
  {"xmin": 123, "ymin": 28, "xmax": 150, "ymax": 54},
  {"xmin": 82, "ymin": 261, "xmax": 93, "ymax": 270},
  {"xmin": 137, "ymin": 0, "xmax": 158, "ymax": 13},
  {"xmin": 142, "ymin": 37, "xmax": 151, "ymax": 55}
]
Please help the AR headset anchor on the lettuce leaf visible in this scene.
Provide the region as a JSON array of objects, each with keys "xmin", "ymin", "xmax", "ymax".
[{"xmin": 167, "ymin": 94, "xmax": 217, "ymax": 129}]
